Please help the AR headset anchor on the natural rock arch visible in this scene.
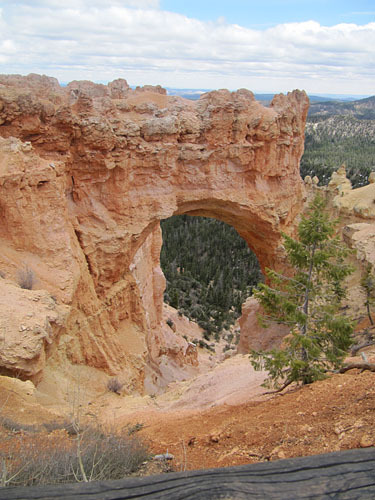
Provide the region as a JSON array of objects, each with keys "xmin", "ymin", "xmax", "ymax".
[{"xmin": 0, "ymin": 74, "xmax": 309, "ymax": 389}]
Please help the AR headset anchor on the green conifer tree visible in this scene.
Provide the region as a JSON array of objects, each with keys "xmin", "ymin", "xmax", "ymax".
[{"xmin": 250, "ymin": 195, "xmax": 354, "ymax": 390}]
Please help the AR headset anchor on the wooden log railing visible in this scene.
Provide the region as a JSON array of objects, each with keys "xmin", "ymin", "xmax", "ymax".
[{"xmin": 0, "ymin": 447, "xmax": 374, "ymax": 499}]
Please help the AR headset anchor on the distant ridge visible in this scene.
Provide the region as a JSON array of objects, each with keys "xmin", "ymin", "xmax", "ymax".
[
  {"xmin": 301, "ymin": 94, "xmax": 375, "ymax": 187},
  {"xmin": 308, "ymin": 95, "xmax": 375, "ymax": 119},
  {"xmin": 165, "ymin": 87, "xmax": 372, "ymax": 104}
]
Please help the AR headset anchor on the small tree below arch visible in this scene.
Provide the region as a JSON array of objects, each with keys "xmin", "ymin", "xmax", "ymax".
[{"xmin": 250, "ymin": 195, "xmax": 354, "ymax": 390}]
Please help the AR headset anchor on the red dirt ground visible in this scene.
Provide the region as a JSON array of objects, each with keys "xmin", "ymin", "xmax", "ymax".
[
  {"xmin": 125, "ymin": 369, "xmax": 375, "ymax": 471},
  {"xmin": 1, "ymin": 351, "xmax": 374, "ymax": 476}
]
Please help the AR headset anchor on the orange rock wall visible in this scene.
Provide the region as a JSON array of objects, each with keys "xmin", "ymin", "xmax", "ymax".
[{"xmin": 0, "ymin": 74, "xmax": 309, "ymax": 388}]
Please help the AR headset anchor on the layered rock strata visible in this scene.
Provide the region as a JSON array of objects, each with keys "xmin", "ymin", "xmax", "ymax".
[{"xmin": 0, "ymin": 74, "xmax": 309, "ymax": 388}]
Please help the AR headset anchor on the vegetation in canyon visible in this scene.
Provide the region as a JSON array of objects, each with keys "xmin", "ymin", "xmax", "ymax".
[
  {"xmin": 0, "ymin": 420, "xmax": 149, "ymax": 487},
  {"xmin": 300, "ymin": 96, "xmax": 375, "ymax": 187},
  {"xmin": 160, "ymin": 215, "xmax": 262, "ymax": 339},
  {"xmin": 361, "ymin": 265, "xmax": 375, "ymax": 326}
]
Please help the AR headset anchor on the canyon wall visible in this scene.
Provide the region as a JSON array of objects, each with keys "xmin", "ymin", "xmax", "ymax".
[
  {"xmin": 238, "ymin": 166, "xmax": 375, "ymax": 354},
  {"xmin": 0, "ymin": 74, "xmax": 309, "ymax": 389}
]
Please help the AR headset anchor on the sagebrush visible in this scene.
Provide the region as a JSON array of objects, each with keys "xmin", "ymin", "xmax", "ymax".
[{"xmin": 0, "ymin": 423, "xmax": 149, "ymax": 487}]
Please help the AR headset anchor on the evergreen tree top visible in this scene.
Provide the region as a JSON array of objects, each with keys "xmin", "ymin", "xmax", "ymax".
[{"xmin": 251, "ymin": 194, "xmax": 354, "ymax": 390}]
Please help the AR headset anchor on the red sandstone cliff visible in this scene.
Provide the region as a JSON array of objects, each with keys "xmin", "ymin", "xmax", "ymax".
[{"xmin": 0, "ymin": 73, "xmax": 309, "ymax": 389}]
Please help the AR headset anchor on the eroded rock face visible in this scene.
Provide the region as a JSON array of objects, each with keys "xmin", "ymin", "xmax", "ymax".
[
  {"xmin": 343, "ymin": 224, "xmax": 375, "ymax": 268},
  {"xmin": 0, "ymin": 279, "xmax": 68, "ymax": 381},
  {"xmin": 0, "ymin": 74, "xmax": 309, "ymax": 388},
  {"xmin": 237, "ymin": 297, "xmax": 290, "ymax": 354}
]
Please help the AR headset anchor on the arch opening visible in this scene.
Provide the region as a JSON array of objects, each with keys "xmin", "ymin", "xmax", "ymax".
[
  {"xmin": 130, "ymin": 197, "xmax": 288, "ymax": 393},
  {"xmin": 160, "ymin": 214, "xmax": 262, "ymax": 343}
]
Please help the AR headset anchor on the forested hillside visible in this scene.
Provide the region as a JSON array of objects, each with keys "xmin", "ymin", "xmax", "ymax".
[
  {"xmin": 300, "ymin": 96, "xmax": 375, "ymax": 186},
  {"xmin": 307, "ymin": 95, "xmax": 375, "ymax": 119},
  {"xmin": 161, "ymin": 95, "xmax": 375, "ymax": 338},
  {"xmin": 160, "ymin": 216, "xmax": 262, "ymax": 339}
]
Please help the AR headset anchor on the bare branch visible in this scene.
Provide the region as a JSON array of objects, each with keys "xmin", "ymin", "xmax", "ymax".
[
  {"xmin": 263, "ymin": 379, "xmax": 294, "ymax": 394},
  {"xmin": 339, "ymin": 363, "xmax": 375, "ymax": 373}
]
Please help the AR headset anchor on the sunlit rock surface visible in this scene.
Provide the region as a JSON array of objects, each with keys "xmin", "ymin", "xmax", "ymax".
[{"xmin": 0, "ymin": 74, "xmax": 309, "ymax": 388}]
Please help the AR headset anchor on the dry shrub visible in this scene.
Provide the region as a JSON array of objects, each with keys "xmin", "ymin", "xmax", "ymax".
[
  {"xmin": 1, "ymin": 417, "xmax": 37, "ymax": 434},
  {"xmin": 106, "ymin": 377, "xmax": 123, "ymax": 394},
  {"xmin": 0, "ymin": 425, "xmax": 149, "ymax": 487},
  {"xmin": 126, "ymin": 422, "xmax": 144, "ymax": 435},
  {"xmin": 16, "ymin": 266, "xmax": 36, "ymax": 290},
  {"xmin": 42, "ymin": 419, "xmax": 80, "ymax": 436},
  {"xmin": 0, "ymin": 415, "xmax": 79, "ymax": 435}
]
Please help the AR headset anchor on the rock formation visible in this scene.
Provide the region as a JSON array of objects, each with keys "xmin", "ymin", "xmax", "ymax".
[
  {"xmin": 0, "ymin": 278, "xmax": 68, "ymax": 380},
  {"xmin": 308, "ymin": 167, "xmax": 375, "ymax": 321},
  {"xmin": 0, "ymin": 73, "xmax": 309, "ymax": 389},
  {"xmin": 238, "ymin": 167, "xmax": 375, "ymax": 354},
  {"xmin": 237, "ymin": 297, "xmax": 290, "ymax": 354}
]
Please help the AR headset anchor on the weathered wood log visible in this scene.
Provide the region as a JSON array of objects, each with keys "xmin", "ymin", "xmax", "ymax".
[
  {"xmin": 351, "ymin": 340, "xmax": 375, "ymax": 356},
  {"xmin": 339, "ymin": 363, "xmax": 375, "ymax": 373},
  {"xmin": 0, "ymin": 448, "xmax": 374, "ymax": 499}
]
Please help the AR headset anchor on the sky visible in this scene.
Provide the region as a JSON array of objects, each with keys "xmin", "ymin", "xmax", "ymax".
[{"xmin": 0, "ymin": 0, "xmax": 374, "ymax": 95}]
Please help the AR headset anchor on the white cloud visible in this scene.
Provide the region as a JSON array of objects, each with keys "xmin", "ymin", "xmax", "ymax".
[
  {"xmin": 0, "ymin": 1, "xmax": 374, "ymax": 94},
  {"xmin": 0, "ymin": 0, "xmax": 160, "ymax": 8}
]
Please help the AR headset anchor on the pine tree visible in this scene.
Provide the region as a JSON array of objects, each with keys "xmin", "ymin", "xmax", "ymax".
[{"xmin": 250, "ymin": 195, "xmax": 354, "ymax": 390}]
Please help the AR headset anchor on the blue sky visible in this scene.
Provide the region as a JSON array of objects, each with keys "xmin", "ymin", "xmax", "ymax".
[
  {"xmin": 161, "ymin": 0, "xmax": 375, "ymax": 28},
  {"xmin": 0, "ymin": 1, "xmax": 374, "ymax": 95}
]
